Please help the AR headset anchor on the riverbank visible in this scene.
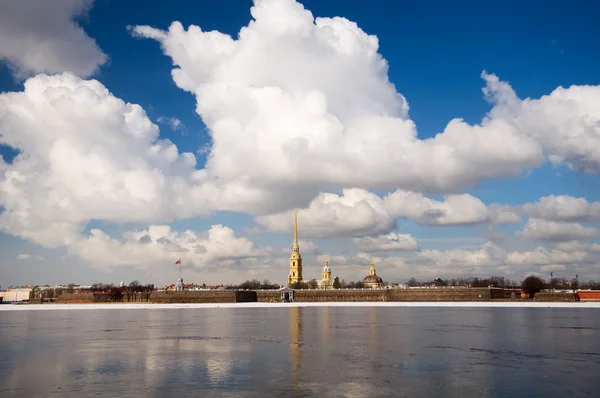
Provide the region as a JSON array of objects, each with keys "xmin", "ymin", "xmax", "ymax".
[{"xmin": 2, "ymin": 301, "xmax": 600, "ymax": 311}]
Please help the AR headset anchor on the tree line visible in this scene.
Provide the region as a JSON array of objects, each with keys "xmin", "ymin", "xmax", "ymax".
[
  {"xmin": 228, "ymin": 279, "xmax": 281, "ymax": 290},
  {"xmin": 405, "ymin": 276, "xmax": 520, "ymax": 288},
  {"xmin": 89, "ymin": 281, "xmax": 155, "ymax": 301}
]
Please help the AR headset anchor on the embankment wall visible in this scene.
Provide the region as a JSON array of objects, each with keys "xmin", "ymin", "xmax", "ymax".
[
  {"xmin": 535, "ymin": 292, "xmax": 578, "ymax": 302},
  {"xmin": 148, "ymin": 290, "xmax": 257, "ymax": 303},
  {"xmin": 57, "ymin": 292, "xmax": 151, "ymax": 304},
  {"xmin": 262, "ymin": 288, "xmax": 493, "ymax": 302},
  {"xmin": 55, "ymin": 288, "xmax": 581, "ymax": 304}
]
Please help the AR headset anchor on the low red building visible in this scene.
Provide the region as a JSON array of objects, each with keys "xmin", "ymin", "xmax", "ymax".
[{"xmin": 577, "ymin": 290, "xmax": 600, "ymax": 301}]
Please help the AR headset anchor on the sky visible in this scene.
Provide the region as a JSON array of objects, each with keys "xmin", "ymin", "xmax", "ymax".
[{"xmin": 1, "ymin": 0, "xmax": 600, "ymax": 288}]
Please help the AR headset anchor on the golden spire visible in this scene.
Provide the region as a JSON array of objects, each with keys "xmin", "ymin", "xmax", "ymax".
[
  {"xmin": 289, "ymin": 206, "xmax": 302, "ymax": 285},
  {"xmin": 293, "ymin": 206, "xmax": 298, "ymax": 243}
]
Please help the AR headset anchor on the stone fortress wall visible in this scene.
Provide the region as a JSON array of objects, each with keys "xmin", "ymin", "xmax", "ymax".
[{"xmin": 56, "ymin": 287, "xmax": 580, "ymax": 304}]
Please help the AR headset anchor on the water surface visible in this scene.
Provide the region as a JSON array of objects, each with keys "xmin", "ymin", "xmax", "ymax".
[{"xmin": 1, "ymin": 306, "xmax": 599, "ymax": 397}]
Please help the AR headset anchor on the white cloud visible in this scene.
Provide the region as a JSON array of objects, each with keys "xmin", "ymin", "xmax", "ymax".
[
  {"xmin": 256, "ymin": 188, "xmax": 518, "ymax": 238},
  {"xmin": 539, "ymin": 264, "xmax": 567, "ymax": 272},
  {"xmin": 0, "ymin": 0, "xmax": 107, "ymax": 79},
  {"xmin": 352, "ymin": 232, "xmax": 419, "ymax": 252},
  {"xmin": 16, "ymin": 254, "xmax": 32, "ymax": 260},
  {"xmin": 419, "ymin": 242, "xmax": 506, "ymax": 269},
  {"xmin": 487, "ymin": 203, "xmax": 522, "ymax": 224},
  {"xmin": 412, "ymin": 242, "xmax": 599, "ymax": 280},
  {"xmin": 484, "ymin": 73, "xmax": 600, "ymax": 173},
  {"xmin": 132, "ymin": 0, "xmax": 600, "ymax": 197},
  {"xmin": 384, "ymin": 191, "xmax": 489, "ymax": 225},
  {"xmin": 71, "ymin": 224, "xmax": 266, "ymax": 270},
  {"xmin": 556, "ymin": 241, "xmax": 600, "ymax": 252},
  {"xmin": 157, "ymin": 116, "xmax": 183, "ymax": 131},
  {"xmin": 1, "ymin": 0, "xmax": 600, "ymax": 283},
  {"xmin": 384, "ymin": 191, "xmax": 520, "ymax": 225},
  {"xmin": 255, "ymin": 189, "xmax": 393, "ymax": 237},
  {"xmin": 517, "ymin": 219, "xmax": 597, "ymax": 242},
  {"xmin": 296, "ymin": 240, "xmax": 322, "ymax": 255},
  {"xmin": 278, "ymin": 239, "xmax": 322, "ymax": 255},
  {"xmin": 505, "ymin": 247, "xmax": 590, "ymax": 266},
  {"xmin": 0, "ymin": 73, "xmax": 203, "ymax": 247},
  {"xmin": 521, "ymin": 195, "xmax": 600, "ymax": 222}
]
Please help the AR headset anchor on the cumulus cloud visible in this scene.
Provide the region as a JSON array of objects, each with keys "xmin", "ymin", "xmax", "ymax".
[
  {"xmin": 517, "ymin": 219, "xmax": 597, "ymax": 242},
  {"xmin": 0, "ymin": 0, "xmax": 107, "ymax": 78},
  {"xmin": 71, "ymin": 224, "xmax": 266, "ymax": 270},
  {"xmin": 521, "ymin": 195, "xmax": 600, "ymax": 222},
  {"xmin": 505, "ymin": 247, "xmax": 590, "ymax": 266},
  {"xmin": 132, "ymin": 0, "xmax": 600, "ymax": 198},
  {"xmin": 2, "ymin": 0, "xmax": 600, "ymax": 282},
  {"xmin": 419, "ymin": 242, "xmax": 506, "ymax": 269},
  {"xmin": 255, "ymin": 189, "xmax": 394, "ymax": 238},
  {"xmin": 555, "ymin": 241, "xmax": 600, "ymax": 252},
  {"xmin": 0, "ymin": 73, "xmax": 203, "ymax": 247},
  {"xmin": 352, "ymin": 232, "xmax": 419, "ymax": 252},
  {"xmin": 256, "ymin": 188, "xmax": 518, "ymax": 238},
  {"xmin": 384, "ymin": 191, "xmax": 520, "ymax": 225},
  {"xmin": 15, "ymin": 254, "xmax": 31, "ymax": 260},
  {"xmin": 414, "ymin": 242, "xmax": 598, "ymax": 279}
]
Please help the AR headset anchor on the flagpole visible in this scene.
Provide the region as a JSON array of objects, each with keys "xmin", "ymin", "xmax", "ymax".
[{"xmin": 175, "ymin": 258, "xmax": 182, "ymax": 278}]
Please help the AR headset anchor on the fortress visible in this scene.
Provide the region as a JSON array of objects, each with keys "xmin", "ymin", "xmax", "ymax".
[
  {"xmin": 287, "ymin": 207, "xmax": 384, "ymax": 289},
  {"xmin": 52, "ymin": 208, "xmax": 592, "ymax": 305}
]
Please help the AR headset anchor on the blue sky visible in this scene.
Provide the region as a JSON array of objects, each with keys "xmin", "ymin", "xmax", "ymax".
[{"xmin": 1, "ymin": 0, "xmax": 599, "ymax": 287}]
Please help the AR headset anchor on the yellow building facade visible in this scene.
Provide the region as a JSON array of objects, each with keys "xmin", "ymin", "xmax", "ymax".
[
  {"xmin": 318, "ymin": 261, "xmax": 333, "ymax": 289},
  {"xmin": 288, "ymin": 207, "xmax": 303, "ymax": 286}
]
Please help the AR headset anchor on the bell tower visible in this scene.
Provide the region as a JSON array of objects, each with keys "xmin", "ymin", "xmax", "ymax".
[{"xmin": 288, "ymin": 207, "xmax": 303, "ymax": 286}]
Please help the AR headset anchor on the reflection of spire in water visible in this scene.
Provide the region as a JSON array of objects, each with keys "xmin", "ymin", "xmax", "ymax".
[
  {"xmin": 318, "ymin": 306, "xmax": 332, "ymax": 375},
  {"xmin": 289, "ymin": 306, "xmax": 302, "ymax": 391}
]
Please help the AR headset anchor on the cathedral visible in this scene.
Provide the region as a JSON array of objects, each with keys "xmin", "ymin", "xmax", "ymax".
[
  {"xmin": 287, "ymin": 207, "xmax": 385, "ymax": 289},
  {"xmin": 361, "ymin": 261, "xmax": 385, "ymax": 289}
]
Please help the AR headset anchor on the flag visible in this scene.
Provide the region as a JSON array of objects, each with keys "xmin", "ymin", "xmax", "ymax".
[{"xmin": 175, "ymin": 259, "xmax": 181, "ymax": 265}]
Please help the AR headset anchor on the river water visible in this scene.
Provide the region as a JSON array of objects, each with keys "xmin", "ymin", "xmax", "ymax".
[{"xmin": 1, "ymin": 306, "xmax": 599, "ymax": 397}]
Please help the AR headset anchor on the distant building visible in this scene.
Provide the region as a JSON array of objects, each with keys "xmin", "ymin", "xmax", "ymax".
[
  {"xmin": 0, "ymin": 288, "xmax": 32, "ymax": 303},
  {"xmin": 318, "ymin": 261, "xmax": 333, "ymax": 289},
  {"xmin": 362, "ymin": 262, "xmax": 385, "ymax": 289},
  {"xmin": 175, "ymin": 276, "xmax": 184, "ymax": 291}
]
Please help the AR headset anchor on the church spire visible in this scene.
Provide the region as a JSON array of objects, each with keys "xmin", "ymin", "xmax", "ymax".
[
  {"xmin": 293, "ymin": 206, "xmax": 298, "ymax": 243},
  {"xmin": 288, "ymin": 206, "xmax": 303, "ymax": 285}
]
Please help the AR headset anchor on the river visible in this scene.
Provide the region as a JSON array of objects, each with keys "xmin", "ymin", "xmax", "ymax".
[{"xmin": 1, "ymin": 305, "xmax": 599, "ymax": 397}]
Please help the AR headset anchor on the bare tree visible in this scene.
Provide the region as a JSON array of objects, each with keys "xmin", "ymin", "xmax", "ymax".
[
  {"xmin": 407, "ymin": 278, "xmax": 419, "ymax": 287},
  {"xmin": 307, "ymin": 279, "xmax": 318, "ymax": 289}
]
